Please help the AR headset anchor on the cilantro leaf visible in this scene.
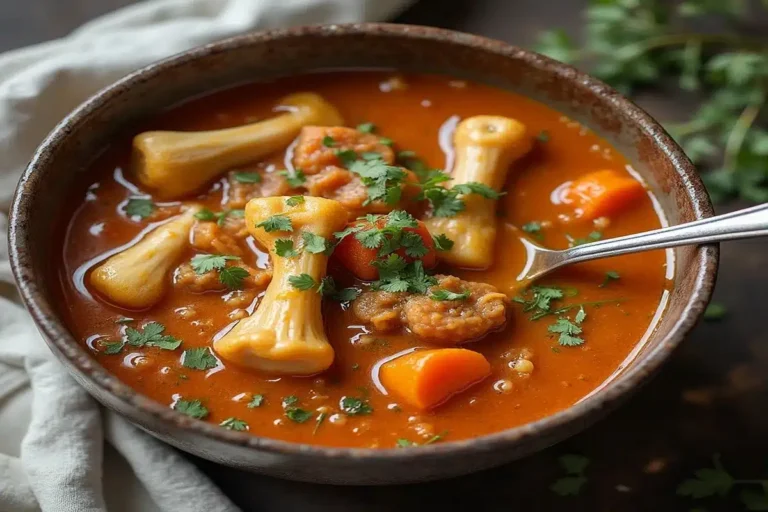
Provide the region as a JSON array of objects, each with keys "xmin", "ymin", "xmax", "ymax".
[
  {"xmin": 677, "ymin": 455, "xmax": 734, "ymax": 498},
  {"xmin": 332, "ymin": 287, "xmax": 361, "ymax": 302},
  {"xmin": 275, "ymin": 239, "xmax": 299, "ymax": 258},
  {"xmin": 182, "ymin": 347, "xmax": 218, "ymax": 370},
  {"xmin": 302, "ymin": 232, "xmax": 327, "ymax": 254},
  {"xmin": 285, "ymin": 408, "xmax": 313, "ymax": 423},
  {"xmin": 357, "ymin": 122, "xmax": 376, "ymax": 133},
  {"xmin": 174, "ymin": 399, "xmax": 208, "ymax": 419},
  {"xmin": 194, "ymin": 209, "xmax": 217, "ymax": 221},
  {"xmin": 279, "ymin": 169, "xmax": 306, "ymax": 188},
  {"xmin": 286, "ymin": 195, "xmax": 305, "ymax": 206},
  {"xmin": 219, "ymin": 417, "xmax": 248, "ymax": 431},
  {"xmin": 548, "ymin": 317, "xmax": 584, "ymax": 347},
  {"xmin": 247, "ymin": 394, "xmax": 264, "ymax": 408},
  {"xmin": 348, "ymin": 159, "xmax": 407, "ymax": 205},
  {"xmin": 599, "ymin": 270, "xmax": 621, "ymax": 288},
  {"xmin": 233, "ymin": 172, "xmax": 262, "ymax": 183},
  {"xmin": 103, "ymin": 341, "xmax": 125, "ymax": 355},
  {"xmin": 385, "ymin": 210, "xmax": 418, "ymax": 229},
  {"xmin": 124, "ymin": 198, "xmax": 155, "ymax": 219},
  {"xmin": 430, "ymin": 289, "xmax": 470, "ymax": 301},
  {"xmin": 453, "ymin": 182, "xmax": 503, "ymax": 199},
  {"xmin": 190, "ymin": 254, "xmax": 239, "ymax": 274},
  {"xmin": 322, "ymin": 135, "xmax": 335, "ymax": 147},
  {"xmin": 219, "ymin": 266, "xmax": 249, "ymax": 290},
  {"xmin": 432, "ymin": 234, "xmax": 454, "ymax": 251},
  {"xmin": 256, "ymin": 215, "xmax": 293, "ymax": 232},
  {"xmin": 401, "ymin": 231, "xmax": 428, "ymax": 258},
  {"xmin": 289, "ymin": 273, "xmax": 317, "ymax": 291},
  {"xmin": 282, "ymin": 395, "xmax": 299, "ymax": 407},
  {"xmin": 340, "ymin": 396, "xmax": 373, "ymax": 416},
  {"xmin": 125, "ymin": 322, "xmax": 181, "ymax": 350}
]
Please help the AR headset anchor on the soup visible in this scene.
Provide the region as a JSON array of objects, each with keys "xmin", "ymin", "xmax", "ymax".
[{"xmin": 56, "ymin": 71, "xmax": 670, "ymax": 448}]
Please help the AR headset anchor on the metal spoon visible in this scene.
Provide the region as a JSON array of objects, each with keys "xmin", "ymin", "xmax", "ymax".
[{"xmin": 517, "ymin": 202, "xmax": 768, "ymax": 282}]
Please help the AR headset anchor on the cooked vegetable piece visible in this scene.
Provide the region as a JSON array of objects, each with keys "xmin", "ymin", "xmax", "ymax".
[
  {"xmin": 90, "ymin": 205, "xmax": 201, "ymax": 309},
  {"xmin": 134, "ymin": 93, "xmax": 343, "ymax": 199},
  {"xmin": 561, "ymin": 169, "xmax": 646, "ymax": 221},
  {"xmin": 425, "ymin": 115, "xmax": 532, "ymax": 268},
  {"xmin": 379, "ymin": 349, "xmax": 491, "ymax": 409},
  {"xmin": 333, "ymin": 213, "xmax": 437, "ymax": 280},
  {"xmin": 213, "ymin": 196, "xmax": 347, "ymax": 375}
]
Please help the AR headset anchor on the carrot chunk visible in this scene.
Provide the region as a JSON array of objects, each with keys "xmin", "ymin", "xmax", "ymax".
[
  {"xmin": 562, "ymin": 169, "xmax": 645, "ymax": 221},
  {"xmin": 380, "ymin": 349, "xmax": 491, "ymax": 409}
]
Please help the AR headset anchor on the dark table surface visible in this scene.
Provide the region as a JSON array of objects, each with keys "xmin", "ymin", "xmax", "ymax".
[{"xmin": 4, "ymin": 1, "xmax": 767, "ymax": 511}]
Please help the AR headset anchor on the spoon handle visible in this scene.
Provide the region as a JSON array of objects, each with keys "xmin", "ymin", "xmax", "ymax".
[{"xmin": 565, "ymin": 202, "xmax": 768, "ymax": 264}]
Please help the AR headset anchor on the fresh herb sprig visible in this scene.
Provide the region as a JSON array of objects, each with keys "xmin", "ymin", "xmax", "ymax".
[{"xmin": 536, "ymin": 1, "xmax": 768, "ymax": 203}]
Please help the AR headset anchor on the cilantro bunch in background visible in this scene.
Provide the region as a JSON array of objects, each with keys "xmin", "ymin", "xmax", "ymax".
[{"xmin": 535, "ymin": 0, "xmax": 768, "ymax": 203}]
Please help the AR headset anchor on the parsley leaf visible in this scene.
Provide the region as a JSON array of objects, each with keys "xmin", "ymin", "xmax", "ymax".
[
  {"xmin": 174, "ymin": 399, "xmax": 208, "ymax": 419},
  {"xmin": 219, "ymin": 266, "xmax": 249, "ymax": 290},
  {"xmin": 288, "ymin": 273, "xmax": 317, "ymax": 291},
  {"xmin": 256, "ymin": 215, "xmax": 293, "ymax": 232},
  {"xmin": 302, "ymin": 232, "xmax": 327, "ymax": 254},
  {"xmin": 220, "ymin": 417, "xmax": 248, "ymax": 431},
  {"xmin": 190, "ymin": 254, "xmax": 239, "ymax": 274},
  {"xmin": 124, "ymin": 198, "xmax": 155, "ymax": 219},
  {"xmin": 357, "ymin": 122, "xmax": 376, "ymax": 133},
  {"xmin": 247, "ymin": 394, "xmax": 264, "ymax": 408},
  {"xmin": 233, "ymin": 172, "xmax": 262, "ymax": 183},
  {"xmin": 600, "ymin": 270, "xmax": 621, "ymax": 288},
  {"xmin": 432, "ymin": 234, "xmax": 454, "ymax": 251},
  {"xmin": 286, "ymin": 195, "xmax": 305, "ymax": 206},
  {"xmin": 182, "ymin": 347, "xmax": 218, "ymax": 370},
  {"xmin": 340, "ymin": 396, "xmax": 373, "ymax": 416},
  {"xmin": 275, "ymin": 239, "xmax": 299, "ymax": 258},
  {"xmin": 279, "ymin": 169, "xmax": 306, "ymax": 188},
  {"xmin": 322, "ymin": 135, "xmax": 335, "ymax": 147},
  {"xmin": 125, "ymin": 322, "xmax": 181, "ymax": 350},
  {"xmin": 430, "ymin": 289, "xmax": 470, "ymax": 301}
]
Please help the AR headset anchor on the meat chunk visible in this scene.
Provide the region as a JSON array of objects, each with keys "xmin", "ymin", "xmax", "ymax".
[
  {"xmin": 191, "ymin": 221, "xmax": 245, "ymax": 256},
  {"xmin": 352, "ymin": 275, "xmax": 509, "ymax": 344},
  {"xmin": 174, "ymin": 261, "xmax": 271, "ymax": 294},
  {"xmin": 226, "ymin": 169, "xmax": 292, "ymax": 209},
  {"xmin": 293, "ymin": 126, "xmax": 395, "ymax": 175}
]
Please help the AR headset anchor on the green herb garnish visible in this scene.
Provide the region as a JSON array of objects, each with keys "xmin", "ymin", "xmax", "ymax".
[
  {"xmin": 279, "ymin": 169, "xmax": 306, "ymax": 188},
  {"xmin": 233, "ymin": 172, "xmax": 262, "ymax": 184},
  {"xmin": 124, "ymin": 198, "xmax": 155, "ymax": 219},
  {"xmin": 181, "ymin": 347, "xmax": 218, "ymax": 370},
  {"xmin": 599, "ymin": 270, "xmax": 621, "ymax": 288},
  {"xmin": 430, "ymin": 289, "xmax": 470, "ymax": 301},
  {"xmin": 340, "ymin": 396, "xmax": 373, "ymax": 416},
  {"xmin": 247, "ymin": 394, "xmax": 264, "ymax": 408},
  {"xmin": 357, "ymin": 122, "xmax": 376, "ymax": 133},
  {"xmin": 220, "ymin": 417, "xmax": 248, "ymax": 431},
  {"xmin": 174, "ymin": 399, "xmax": 208, "ymax": 419},
  {"xmin": 256, "ymin": 214, "xmax": 293, "ymax": 232},
  {"xmin": 125, "ymin": 322, "xmax": 181, "ymax": 350}
]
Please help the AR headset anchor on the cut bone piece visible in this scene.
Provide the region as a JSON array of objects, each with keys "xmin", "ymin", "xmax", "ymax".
[
  {"xmin": 90, "ymin": 205, "xmax": 201, "ymax": 309},
  {"xmin": 425, "ymin": 115, "xmax": 532, "ymax": 269},
  {"xmin": 213, "ymin": 196, "xmax": 348, "ymax": 375},
  {"xmin": 133, "ymin": 93, "xmax": 344, "ymax": 199}
]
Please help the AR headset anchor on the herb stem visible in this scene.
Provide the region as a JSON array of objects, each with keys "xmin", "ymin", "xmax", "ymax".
[{"xmin": 723, "ymin": 97, "xmax": 764, "ymax": 173}]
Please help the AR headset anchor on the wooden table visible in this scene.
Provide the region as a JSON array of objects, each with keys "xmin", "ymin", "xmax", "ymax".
[{"xmin": 5, "ymin": 1, "xmax": 767, "ymax": 510}]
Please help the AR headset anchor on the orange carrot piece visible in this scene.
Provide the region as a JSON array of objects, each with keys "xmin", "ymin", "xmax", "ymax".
[
  {"xmin": 562, "ymin": 169, "xmax": 645, "ymax": 221},
  {"xmin": 380, "ymin": 349, "xmax": 491, "ymax": 409}
]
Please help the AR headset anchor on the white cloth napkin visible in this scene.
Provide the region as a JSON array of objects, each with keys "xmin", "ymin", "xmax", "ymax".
[{"xmin": 0, "ymin": 1, "xmax": 411, "ymax": 511}]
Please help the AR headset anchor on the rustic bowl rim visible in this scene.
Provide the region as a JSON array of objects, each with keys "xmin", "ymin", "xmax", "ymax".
[{"xmin": 8, "ymin": 23, "xmax": 717, "ymax": 463}]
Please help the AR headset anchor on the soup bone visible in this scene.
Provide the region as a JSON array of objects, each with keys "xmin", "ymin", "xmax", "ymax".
[
  {"xmin": 213, "ymin": 196, "xmax": 348, "ymax": 375},
  {"xmin": 133, "ymin": 92, "xmax": 344, "ymax": 199},
  {"xmin": 425, "ymin": 116, "xmax": 533, "ymax": 269},
  {"xmin": 90, "ymin": 205, "xmax": 201, "ymax": 309}
]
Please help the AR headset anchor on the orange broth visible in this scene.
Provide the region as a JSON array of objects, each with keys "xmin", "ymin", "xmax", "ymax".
[{"xmin": 56, "ymin": 71, "xmax": 670, "ymax": 448}]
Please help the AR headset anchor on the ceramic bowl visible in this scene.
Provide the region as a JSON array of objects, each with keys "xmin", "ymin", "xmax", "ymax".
[{"xmin": 8, "ymin": 23, "xmax": 717, "ymax": 485}]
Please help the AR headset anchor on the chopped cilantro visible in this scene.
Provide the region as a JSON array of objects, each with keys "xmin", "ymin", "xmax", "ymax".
[
  {"xmin": 275, "ymin": 239, "xmax": 299, "ymax": 258},
  {"xmin": 599, "ymin": 270, "xmax": 621, "ymax": 288},
  {"xmin": 256, "ymin": 214, "xmax": 293, "ymax": 232},
  {"xmin": 124, "ymin": 198, "xmax": 155, "ymax": 219},
  {"xmin": 219, "ymin": 266, "xmax": 249, "ymax": 290},
  {"xmin": 704, "ymin": 302, "xmax": 727, "ymax": 321},
  {"xmin": 233, "ymin": 172, "xmax": 262, "ymax": 183},
  {"xmin": 361, "ymin": 151, "xmax": 383, "ymax": 161},
  {"xmin": 379, "ymin": 137, "xmax": 394, "ymax": 146},
  {"xmin": 282, "ymin": 396, "xmax": 299, "ymax": 407},
  {"xmin": 452, "ymin": 182, "xmax": 503, "ymax": 200},
  {"xmin": 247, "ymin": 394, "xmax": 264, "ymax": 408},
  {"xmin": 285, "ymin": 408, "xmax": 313, "ymax": 423},
  {"xmin": 416, "ymin": 169, "xmax": 502, "ymax": 217},
  {"xmin": 568, "ymin": 231, "xmax": 603, "ymax": 246},
  {"xmin": 514, "ymin": 286, "xmax": 565, "ymax": 316},
  {"xmin": 125, "ymin": 322, "xmax": 181, "ymax": 350},
  {"xmin": 190, "ymin": 254, "xmax": 239, "ymax": 275},
  {"xmin": 357, "ymin": 122, "xmax": 376, "ymax": 133},
  {"xmin": 677, "ymin": 454, "xmax": 734, "ymax": 499},
  {"xmin": 432, "ymin": 233, "xmax": 454, "ymax": 251},
  {"xmin": 181, "ymin": 347, "xmax": 218, "ymax": 370},
  {"xmin": 335, "ymin": 149, "xmax": 358, "ymax": 167},
  {"xmin": 430, "ymin": 289, "xmax": 470, "ymax": 301},
  {"xmin": 219, "ymin": 417, "xmax": 248, "ymax": 431},
  {"xmin": 103, "ymin": 341, "xmax": 125, "ymax": 355},
  {"xmin": 522, "ymin": 221, "xmax": 545, "ymax": 241},
  {"xmin": 548, "ymin": 307, "xmax": 587, "ymax": 347},
  {"xmin": 194, "ymin": 209, "xmax": 216, "ymax": 221},
  {"xmin": 396, "ymin": 438, "xmax": 416, "ymax": 447},
  {"xmin": 396, "ymin": 150, "xmax": 416, "ymax": 159},
  {"xmin": 372, "ymin": 256, "xmax": 436, "ymax": 294},
  {"xmin": 322, "ymin": 135, "xmax": 335, "ymax": 147},
  {"xmin": 286, "ymin": 195, "xmax": 305, "ymax": 206},
  {"xmin": 279, "ymin": 169, "xmax": 306, "ymax": 188},
  {"xmin": 318, "ymin": 276, "xmax": 360, "ymax": 302},
  {"xmin": 348, "ymin": 159, "xmax": 408, "ymax": 205},
  {"xmin": 302, "ymin": 232, "xmax": 328, "ymax": 254},
  {"xmin": 195, "ymin": 208, "xmax": 244, "ymax": 226},
  {"xmin": 288, "ymin": 273, "xmax": 317, "ymax": 291},
  {"xmin": 340, "ymin": 396, "xmax": 373, "ymax": 416},
  {"xmin": 174, "ymin": 399, "xmax": 208, "ymax": 419}
]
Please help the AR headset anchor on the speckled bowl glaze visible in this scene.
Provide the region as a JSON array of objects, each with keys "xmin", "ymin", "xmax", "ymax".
[{"xmin": 8, "ymin": 23, "xmax": 717, "ymax": 485}]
